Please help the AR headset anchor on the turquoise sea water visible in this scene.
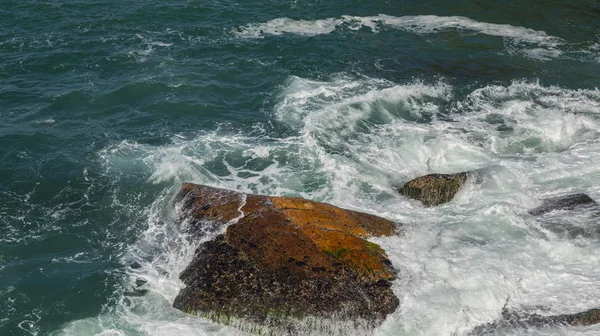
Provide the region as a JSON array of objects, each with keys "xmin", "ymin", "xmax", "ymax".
[{"xmin": 2, "ymin": 1, "xmax": 600, "ymax": 335}]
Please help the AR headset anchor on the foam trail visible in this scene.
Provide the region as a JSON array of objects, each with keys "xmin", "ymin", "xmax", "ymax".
[
  {"xmin": 235, "ymin": 17, "xmax": 342, "ymax": 38},
  {"xmin": 360, "ymin": 15, "xmax": 561, "ymax": 46},
  {"xmin": 235, "ymin": 14, "xmax": 566, "ymax": 61},
  {"xmin": 236, "ymin": 15, "xmax": 561, "ymax": 45}
]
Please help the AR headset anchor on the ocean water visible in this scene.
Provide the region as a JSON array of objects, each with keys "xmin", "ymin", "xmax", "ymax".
[{"xmin": 2, "ymin": 1, "xmax": 600, "ymax": 335}]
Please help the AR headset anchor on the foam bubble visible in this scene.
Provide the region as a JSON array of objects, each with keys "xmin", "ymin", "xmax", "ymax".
[{"xmin": 35, "ymin": 118, "xmax": 55, "ymax": 124}]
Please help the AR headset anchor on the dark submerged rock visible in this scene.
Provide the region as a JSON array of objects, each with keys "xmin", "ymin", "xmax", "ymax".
[
  {"xmin": 129, "ymin": 261, "xmax": 142, "ymax": 269},
  {"xmin": 471, "ymin": 307, "xmax": 600, "ymax": 335},
  {"xmin": 173, "ymin": 183, "xmax": 400, "ymax": 333},
  {"xmin": 398, "ymin": 172, "xmax": 473, "ymax": 206},
  {"xmin": 135, "ymin": 279, "xmax": 148, "ymax": 287},
  {"xmin": 529, "ymin": 193, "xmax": 599, "ymax": 216},
  {"xmin": 529, "ymin": 193, "xmax": 600, "ymax": 239}
]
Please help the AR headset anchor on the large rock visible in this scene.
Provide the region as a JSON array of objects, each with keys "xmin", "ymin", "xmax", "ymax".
[
  {"xmin": 172, "ymin": 183, "xmax": 400, "ymax": 333},
  {"xmin": 398, "ymin": 172, "xmax": 473, "ymax": 206}
]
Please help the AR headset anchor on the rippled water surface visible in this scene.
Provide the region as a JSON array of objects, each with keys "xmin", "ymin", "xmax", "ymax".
[{"xmin": 2, "ymin": 1, "xmax": 600, "ymax": 335}]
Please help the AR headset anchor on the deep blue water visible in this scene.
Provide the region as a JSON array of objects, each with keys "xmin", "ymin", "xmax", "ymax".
[{"xmin": 2, "ymin": 1, "xmax": 600, "ymax": 335}]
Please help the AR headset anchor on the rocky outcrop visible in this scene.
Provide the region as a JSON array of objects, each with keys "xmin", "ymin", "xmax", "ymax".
[
  {"xmin": 471, "ymin": 307, "xmax": 600, "ymax": 335},
  {"xmin": 172, "ymin": 183, "xmax": 400, "ymax": 333},
  {"xmin": 398, "ymin": 172, "xmax": 473, "ymax": 206}
]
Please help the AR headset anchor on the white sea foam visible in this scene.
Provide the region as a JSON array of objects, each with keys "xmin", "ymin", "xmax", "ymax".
[
  {"xmin": 35, "ymin": 118, "xmax": 55, "ymax": 124},
  {"xmin": 363, "ymin": 15, "xmax": 560, "ymax": 46},
  {"xmin": 235, "ymin": 17, "xmax": 341, "ymax": 38},
  {"xmin": 58, "ymin": 73, "xmax": 600, "ymax": 335},
  {"xmin": 235, "ymin": 15, "xmax": 563, "ymax": 60},
  {"xmin": 236, "ymin": 15, "xmax": 560, "ymax": 44},
  {"xmin": 452, "ymin": 81, "xmax": 600, "ymax": 156},
  {"xmin": 124, "ymin": 34, "xmax": 173, "ymax": 63},
  {"xmin": 235, "ymin": 14, "xmax": 578, "ymax": 62}
]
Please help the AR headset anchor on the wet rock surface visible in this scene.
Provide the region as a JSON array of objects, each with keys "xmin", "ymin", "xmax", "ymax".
[
  {"xmin": 172, "ymin": 183, "xmax": 400, "ymax": 332},
  {"xmin": 398, "ymin": 172, "xmax": 473, "ymax": 206},
  {"xmin": 471, "ymin": 307, "xmax": 600, "ymax": 335}
]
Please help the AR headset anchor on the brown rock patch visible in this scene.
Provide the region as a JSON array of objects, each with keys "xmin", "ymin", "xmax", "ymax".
[{"xmin": 398, "ymin": 172, "xmax": 471, "ymax": 206}]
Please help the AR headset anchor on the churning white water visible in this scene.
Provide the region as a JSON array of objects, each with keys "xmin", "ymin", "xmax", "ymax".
[{"xmin": 55, "ymin": 73, "xmax": 600, "ymax": 336}]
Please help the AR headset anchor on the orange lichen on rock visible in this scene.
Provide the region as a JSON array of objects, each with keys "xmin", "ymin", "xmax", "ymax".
[
  {"xmin": 266, "ymin": 196, "xmax": 395, "ymax": 281},
  {"xmin": 271, "ymin": 196, "xmax": 384, "ymax": 237}
]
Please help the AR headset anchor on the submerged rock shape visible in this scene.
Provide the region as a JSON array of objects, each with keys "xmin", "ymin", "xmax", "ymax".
[
  {"xmin": 398, "ymin": 172, "xmax": 472, "ymax": 206},
  {"xmin": 529, "ymin": 193, "xmax": 599, "ymax": 216},
  {"xmin": 172, "ymin": 183, "xmax": 400, "ymax": 333},
  {"xmin": 471, "ymin": 307, "xmax": 600, "ymax": 335},
  {"xmin": 529, "ymin": 193, "xmax": 600, "ymax": 239}
]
